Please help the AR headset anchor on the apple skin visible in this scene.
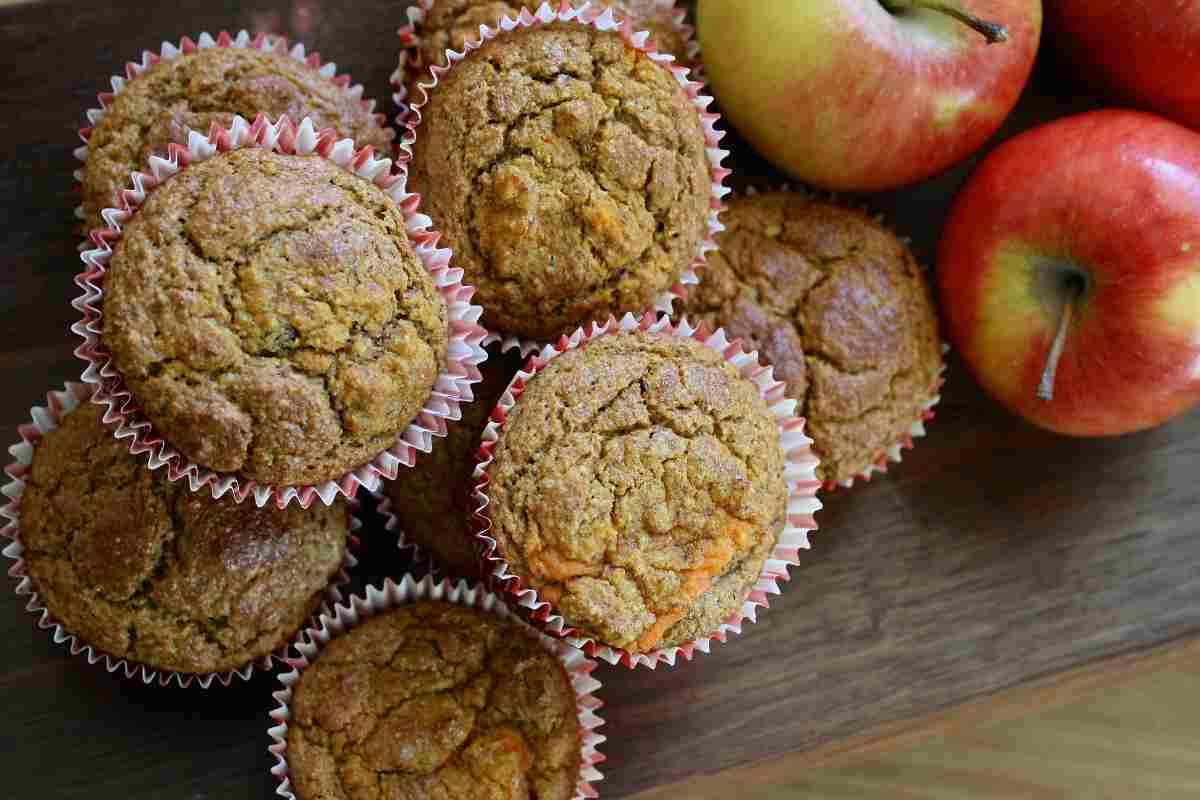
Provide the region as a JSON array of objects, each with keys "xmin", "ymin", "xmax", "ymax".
[
  {"xmin": 696, "ymin": 0, "xmax": 1042, "ymax": 192},
  {"xmin": 1048, "ymin": 0, "xmax": 1200, "ymax": 130},
  {"xmin": 938, "ymin": 109, "xmax": 1200, "ymax": 436}
]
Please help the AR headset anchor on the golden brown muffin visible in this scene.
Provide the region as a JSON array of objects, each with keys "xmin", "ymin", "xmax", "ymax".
[
  {"xmin": 404, "ymin": 0, "xmax": 690, "ymax": 99},
  {"xmin": 287, "ymin": 601, "xmax": 582, "ymax": 800},
  {"xmin": 384, "ymin": 347, "xmax": 524, "ymax": 576},
  {"xmin": 485, "ymin": 332, "xmax": 787, "ymax": 652},
  {"xmin": 19, "ymin": 403, "xmax": 349, "ymax": 676},
  {"xmin": 82, "ymin": 45, "xmax": 393, "ymax": 231},
  {"xmin": 406, "ymin": 23, "xmax": 711, "ymax": 342},
  {"xmin": 681, "ymin": 191, "xmax": 943, "ymax": 485},
  {"xmin": 100, "ymin": 147, "xmax": 449, "ymax": 487}
]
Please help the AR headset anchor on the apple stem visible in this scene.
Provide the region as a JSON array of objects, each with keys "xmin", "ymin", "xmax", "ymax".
[
  {"xmin": 882, "ymin": 0, "xmax": 1010, "ymax": 44},
  {"xmin": 1036, "ymin": 283, "xmax": 1081, "ymax": 403}
]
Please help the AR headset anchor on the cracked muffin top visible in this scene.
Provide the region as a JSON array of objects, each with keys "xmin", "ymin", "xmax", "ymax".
[
  {"xmin": 100, "ymin": 147, "xmax": 449, "ymax": 487},
  {"xmin": 408, "ymin": 1, "xmax": 690, "ymax": 89},
  {"xmin": 406, "ymin": 23, "xmax": 711, "ymax": 342},
  {"xmin": 19, "ymin": 403, "xmax": 349, "ymax": 676},
  {"xmin": 385, "ymin": 346, "xmax": 524, "ymax": 576},
  {"xmin": 680, "ymin": 191, "xmax": 943, "ymax": 485},
  {"xmin": 287, "ymin": 600, "xmax": 582, "ymax": 800},
  {"xmin": 82, "ymin": 45, "xmax": 393, "ymax": 232},
  {"xmin": 485, "ymin": 332, "xmax": 788, "ymax": 652}
]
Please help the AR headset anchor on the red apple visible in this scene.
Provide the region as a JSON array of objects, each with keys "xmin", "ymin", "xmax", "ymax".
[
  {"xmin": 1048, "ymin": 1, "xmax": 1200, "ymax": 130},
  {"xmin": 938, "ymin": 109, "xmax": 1200, "ymax": 436},
  {"xmin": 696, "ymin": 0, "xmax": 1042, "ymax": 192}
]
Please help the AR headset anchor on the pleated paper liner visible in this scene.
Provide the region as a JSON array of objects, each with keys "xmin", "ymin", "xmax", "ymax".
[
  {"xmin": 374, "ymin": 485, "xmax": 471, "ymax": 582},
  {"xmin": 268, "ymin": 574, "xmax": 606, "ymax": 799},
  {"xmin": 71, "ymin": 113, "xmax": 489, "ymax": 509},
  {"xmin": 369, "ymin": 488, "xmax": 439, "ymax": 578},
  {"xmin": 396, "ymin": 1, "xmax": 730, "ymax": 357},
  {"xmin": 1, "ymin": 382, "xmax": 362, "ymax": 689},
  {"xmin": 471, "ymin": 312, "xmax": 823, "ymax": 669},
  {"xmin": 392, "ymin": 0, "xmax": 699, "ymax": 127},
  {"xmin": 74, "ymin": 29, "xmax": 393, "ymax": 237}
]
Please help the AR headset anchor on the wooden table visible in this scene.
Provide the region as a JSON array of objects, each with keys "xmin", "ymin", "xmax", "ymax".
[{"xmin": 2, "ymin": 1, "xmax": 1198, "ymax": 797}]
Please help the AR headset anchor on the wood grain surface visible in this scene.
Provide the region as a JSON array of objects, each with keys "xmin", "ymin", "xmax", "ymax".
[
  {"xmin": 632, "ymin": 636, "xmax": 1200, "ymax": 798},
  {"xmin": 1, "ymin": 1, "xmax": 1199, "ymax": 798},
  {"xmin": 792, "ymin": 665, "xmax": 1200, "ymax": 800}
]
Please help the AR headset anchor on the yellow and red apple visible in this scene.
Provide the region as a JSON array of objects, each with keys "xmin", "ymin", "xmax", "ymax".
[
  {"xmin": 1048, "ymin": 0, "xmax": 1200, "ymax": 130},
  {"xmin": 696, "ymin": 0, "xmax": 1042, "ymax": 192},
  {"xmin": 938, "ymin": 109, "xmax": 1200, "ymax": 436}
]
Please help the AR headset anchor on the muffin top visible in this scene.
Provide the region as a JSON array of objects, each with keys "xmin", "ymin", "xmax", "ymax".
[
  {"xmin": 287, "ymin": 600, "xmax": 582, "ymax": 800},
  {"xmin": 407, "ymin": 23, "xmax": 711, "ymax": 342},
  {"xmin": 19, "ymin": 403, "xmax": 349, "ymax": 675},
  {"xmin": 100, "ymin": 147, "xmax": 449, "ymax": 487},
  {"xmin": 412, "ymin": 1, "xmax": 690, "ymax": 79},
  {"xmin": 681, "ymin": 191, "xmax": 943, "ymax": 485},
  {"xmin": 485, "ymin": 332, "xmax": 787, "ymax": 652},
  {"xmin": 82, "ymin": 45, "xmax": 393, "ymax": 231},
  {"xmin": 385, "ymin": 347, "xmax": 524, "ymax": 576}
]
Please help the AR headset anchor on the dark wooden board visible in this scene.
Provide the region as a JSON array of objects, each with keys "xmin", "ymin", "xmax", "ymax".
[{"xmin": 1, "ymin": 1, "xmax": 1198, "ymax": 798}]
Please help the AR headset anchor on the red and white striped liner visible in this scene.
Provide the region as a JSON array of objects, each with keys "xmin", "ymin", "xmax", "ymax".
[
  {"xmin": 391, "ymin": 0, "xmax": 699, "ymax": 126},
  {"xmin": 268, "ymin": 574, "xmax": 605, "ymax": 799},
  {"xmin": 397, "ymin": 1, "xmax": 730, "ymax": 357},
  {"xmin": 74, "ymin": 29, "xmax": 393, "ymax": 231},
  {"xmin": 471, "ymin": 312, "xmax": 823, "ymax": 669},
  {"xmin": 0, "ymin": 382, "xmax": 362, "ymax": 689},
  {"xmin": 71, "ymin": 113, "xmax": 490, "ymax": 509}
]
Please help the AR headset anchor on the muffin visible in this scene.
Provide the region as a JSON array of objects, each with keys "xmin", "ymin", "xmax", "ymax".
[
  {"xmin": 17, "ymin": 402, "xmax": 349, "ymax": 677},
  {"xmin": 681, "ymin": 191, "xmax": 943, "ymax": 486},
  {"xmin": 405, "ymin": 21, "xmax": 713, "ymax": 342},
  {"xmin": 384, "ymin": 346, "xmax": 524, "ymax": 576},
  {"xmin": 98, "ymin": 146, "xmax": 449, "ymax": 488},
  {"xmin": 399, "ymin": 0, "xmax": 691, "ymax": 105},
  {"xmin": 81, "ymin": 42, "xmax": 393, "ymax": 231},
  {"xmin": 482, "ymin": 331, "xmax": 788, "ymax": 653},
  {"xmin": 285, "ymin": 599, "xmax": 584, "ymax": 800}
]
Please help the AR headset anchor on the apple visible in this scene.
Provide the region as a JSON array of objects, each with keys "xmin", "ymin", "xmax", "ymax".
[
  {"xmin": 1048, "ymin": 1, "xmax": 1200, "ymax": 131},
  {"xmin": 696, "ymin": 0, "xmax": 1042, "ymax": 192},
  {"xmin": 938, "ymin": 109, "xmax": 1200, "ymax": 436}
]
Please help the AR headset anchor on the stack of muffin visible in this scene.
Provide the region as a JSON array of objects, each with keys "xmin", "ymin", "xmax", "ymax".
[{"xmin": 6, "ymin": 3, "xmax": 943, "ymax": 798}]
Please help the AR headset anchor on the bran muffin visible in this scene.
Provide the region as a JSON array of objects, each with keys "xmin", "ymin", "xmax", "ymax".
[
  {"xmin": 484, "ymin": 332, "xmax": 788, "ymax": 653},
  {"xmin": 385, "ymin": 347, "xmax": 524, "ymax": 576},
  {"xmin": 18, "ymin": 403, "xmax": 349, "ymax": 676},
  {"xmin": 681, "ymin": 191, "xmax": 943, "ymax": 486},
  {"xmin": 99, "ymin": 146, "xmax": 449, "ymax": 488},
  {"xmin": 82, "ymin": 44, "xmax": 393, "ymax": 231},
  {"xmin": 406, "ymin": 22, "xmax": 712, "ymax": 342},
  {"xmin": 286, "ymin": 600, "xmax": 582, "ymax": 800},
  {"xmin": 402, "ymin": 0, "xmax": 691, "ymax": 102}
]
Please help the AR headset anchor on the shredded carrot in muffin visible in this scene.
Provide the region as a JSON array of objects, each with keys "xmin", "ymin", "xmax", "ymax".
[
  {"xmin": 530, "ymin": 551, "xmax": 601, "ymax": 582},
  {"xmin": 636, "ymin": 608, "xmax": 687, "ymax": 652}
]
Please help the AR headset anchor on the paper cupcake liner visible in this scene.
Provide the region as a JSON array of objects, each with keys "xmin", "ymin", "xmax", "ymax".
[
  {"xmin": 71, "ymin": 113, "xmax": 490, "ymax": 509},
  {"xmin": 375, "ymin": 486, "xmax": 492, "ymax": 582},
  {"xmin": 470, "ymin": 311, "xmax": 823, "ymax": 669},
  {"xmin": 0, "ymin": 383, "xmax": 362, "ymax": 689},
  {"xmin": 268, "ymin": 574, "xmax": 606, "ymax": 799},
  {"xmin": 74, "ymin": 30, "xmax": 394, "ymax": 235},
  {"xmin": 397, "ymin": 1, "xmax": 730, "ymax": 357},
  {"xmin": 677, "ymin": 2, "xmax": 702, "ymax": 81},
  {"xmin": 733, "ymin": 185, "xmax": 946, "ymax": 492},
  {"xmin": 392, "ymin": 0, "xmax": 699, "ymax": 127},
  {"xmin": 369, "ymin": 489, "xmax": 438, "ymax": 575}
]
